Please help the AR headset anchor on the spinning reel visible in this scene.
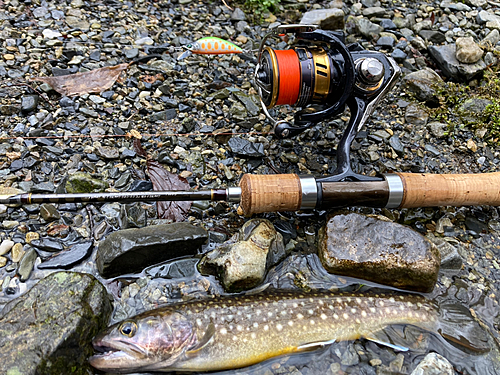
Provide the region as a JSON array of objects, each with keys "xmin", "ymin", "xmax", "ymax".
[{"xmin": 253, "ymin": 25, "xmax": 401, "ymax": 182}]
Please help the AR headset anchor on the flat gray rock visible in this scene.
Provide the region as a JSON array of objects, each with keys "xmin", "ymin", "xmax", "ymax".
[
  {"xmin": 429, "ymin": 44, "xmax": 486, "ymax": 81},
  {"xmin": 96, "ymin": 223, "xmax": 208, "ymax": 278},
  {"xmin": 0, "ymin": 271, "xmax": 111, "ymax": 375},
  {"xmin": 318, "ymin": 213, "xmax": 440, "ymax": 292}
]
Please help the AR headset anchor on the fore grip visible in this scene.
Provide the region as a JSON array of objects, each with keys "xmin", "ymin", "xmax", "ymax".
[
  {"xmin": 397, "ymin": 172, "xmax": 500, "ymax": 208},
  {"xmin": 239, "ymin": 174, "xmax": 302, "ymax": 215}
]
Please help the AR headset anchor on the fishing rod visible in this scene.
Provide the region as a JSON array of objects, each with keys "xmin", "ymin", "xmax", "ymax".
[{"xmin": 3, "ymin": 25, "xmax": 500, "ymax": 214}]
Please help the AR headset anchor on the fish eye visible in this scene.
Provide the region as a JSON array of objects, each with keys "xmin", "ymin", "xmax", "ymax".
[
  {"xmin": 119, "ymin": 321, "xmax": 137, "ymax": 337},
  {"xmin": 186, "ymin": 44, "xmax": 192, "ymax": 48}
]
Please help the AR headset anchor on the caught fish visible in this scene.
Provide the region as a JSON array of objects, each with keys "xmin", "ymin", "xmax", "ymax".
[
  {"xmin": 178, "ymin": 37, "xmax": 243, "ymax": 60},
  {"xmin": 90, "ymin": 291, "xmax": 444, "ymax": 373}
]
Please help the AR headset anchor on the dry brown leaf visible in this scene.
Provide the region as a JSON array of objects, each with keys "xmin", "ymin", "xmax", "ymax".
[
  {"xmin": 31, "ymin": 63, "xmax": 130, "ymax": 97},
  {"xmin": 132, "ymin": 139, "xmax": 192, "ymax": 222}
]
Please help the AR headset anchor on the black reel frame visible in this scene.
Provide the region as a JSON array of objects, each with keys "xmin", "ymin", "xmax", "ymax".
[{"xmin": 254, "ymin": 25, "xmax": 401, "ymax": 182}]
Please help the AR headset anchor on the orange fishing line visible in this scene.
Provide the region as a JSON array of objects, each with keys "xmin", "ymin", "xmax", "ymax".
[{"xmin": 274, "ymin": 50, "xmax": 300, "ymax": 106}]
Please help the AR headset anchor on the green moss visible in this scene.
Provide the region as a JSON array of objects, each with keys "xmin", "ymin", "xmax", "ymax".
[
  {"xmin": 6, "ymin": 367, "xmax": 22, "ymax": 375},
  {"xmin": 419, "ymin": 65, "xmax": 500, "ymax": 142}
]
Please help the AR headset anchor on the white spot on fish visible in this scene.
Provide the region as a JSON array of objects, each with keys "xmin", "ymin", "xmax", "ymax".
[
  {"xmin": 281, "ymin": 311, "xmax": 287, "ymax": 316},
  {"xmin": 256, "ymin": 310, "xmax": 262, "ymax": 316},
  {"xmin": 380, "ymin": 301, "xmax": 385, "ymax": 307},
  {"xmin": 389, "ymin": 297, "xmax": 395, "ymax": 302},
  {"xmin": 351, "ymin": 308, "xmax": 357, "ymax": 314},
  {"xmin": 264, "ymin": 325, "xmax": 269, "ymax": 331},
  {"xmin": 370, "ymin": 307, "xmax": 376, "ymax": 313},
  {"xmin": 308, "ymin": 309, "xmax": 314, "ymax": 315},
  {"xmin": 309, "ymin": 298, "xmax": 314, "ymax": 303},
  {"xmin": 356, "ymin": 298, "xmax": 362, "ymax": 303},
  {"xmin": 277, "ymin": 324, "xmax": 283, "ymax": 331},
  {"xmin": 196, "ymin": 318, "xmax": 202, "ymax": 326},
  {"xmin": 328, "ymin": 305, "xmax": 334, "ymax": 310},
  {"xmin": 233, "ymin": 336, "xmax": 238, "ymax": 341},
  {"xmin": 253, "ymin": 322, "xmax": 258, "ymax": 328},
  {"xmin": 343, "ymin": 313, "xmax": 348, "ymax": 319},
  {"xmin": 297, "ymin": 313, "xmax": 304, "ymax": 319},
  {"xmin": 333, "ymin": 314, "xmax": 339, "ymax": 320},
  {"xmin": 293, "ymin": 303, "xmax": 298, "ymax": 308},
  {"xmin": 267, "ymin": 312, "xmax": 273, "ymax": 317},
  {"xmin": 407, "ymin": 302, "xmax": 413, "ymax": 307},
  {"xmin": 310, "ymin": 320, "xmax": 315, "ymax": 325},
  {"xmin": 251, "ymin": 333, "xmax": 256, "ymax": 339},
  {"xmin": 319, "ymin": 300, "xmax": 324, "ymax": 305},
  {"xmin": 321, "ymin": 314, "xmax": 327, "ymax": 320},
  {"xmin": 361, "ymin": 311, "xmax": 367, "ymax": 317},
  {"xmin": 355, "ymin": 318, "xmax": 361, "ymax": 324},
  {"xmin": 288, "ymin": 321, "xmax": 293, "ymax": 326},
  {"xmin": 221, "ymin": 328, "xmax": 227, "ymax": 335},
  {"xmin": 237, "ymin": 325, "xmax": 243, "ymax": 331}
]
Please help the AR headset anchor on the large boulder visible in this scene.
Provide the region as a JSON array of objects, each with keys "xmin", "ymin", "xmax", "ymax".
[
  {"xmin": 96, "ymin": 223, "xmax": 208, "ymax": 278},
  {"xmin": 429, "ymin": 44, "xmax": 486, "ymax": 81},
  {"xmin": 0, "ymin": 271, "xmax": 111, "ymax": 375},
  {"xmin": 318, "ymin": 213, "xmax": 440, "ymax": 292}
]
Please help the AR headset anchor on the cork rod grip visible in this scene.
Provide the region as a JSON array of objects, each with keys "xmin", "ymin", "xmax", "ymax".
[
  {"xmin": 239, "ymin": 174, "xmax": 302, "ymax": 215},
  {"xmin": 397, "ymin": 172, "xmax": 500, "ymax": 208}
]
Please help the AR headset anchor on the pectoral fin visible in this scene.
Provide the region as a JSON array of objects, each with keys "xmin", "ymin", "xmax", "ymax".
[
  {"xmin": 186, "ymin": 323, "xmax": 215, "ymax": 357},
  {"xmin": 296, "ymin": 339, "xmax": 336, "ymax": 352},
  {"xmin": 365, "ymin": 335, "xmax": 409, "ymax": 352}
]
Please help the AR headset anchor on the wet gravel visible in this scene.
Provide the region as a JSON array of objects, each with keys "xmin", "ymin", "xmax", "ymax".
[{"xmin": 1, "ymin": 0, "xmax": 500, "ymax": 373}]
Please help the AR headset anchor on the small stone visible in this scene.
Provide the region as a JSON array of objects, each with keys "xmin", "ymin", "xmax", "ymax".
[
  {"xmin": 456, "ymin": 37, "xmax": 484, "ymax": 64},
  {"xmin": 2, "ymin": 221, "xmax": 19, "ymax": 229},
  {"xmin": 18, "ymin": 248, "xmax": 37, "ymax": 281},
  {"xmin": 411, "ymin": 353, "xmax": 454, "ymax": 375},
  {"xmin": 26, "ymin": 232, "xmax": 40, "ymax": 244},
  {"xmin": 40, "ymin": 203, "xmax": 61, "ymax": 222},
  {"xmin": 0, "ymin": 257, "xmax": 6, "ymax": 267},
  {"xmin": 300, "ymin": 8, "xmax": 345, "ymax": 30},
  {"xmin": 231, "ymin": 7, "xmax": 246, "ymax": 21},
  {"xmin": 11, "ymin": 243, "xmax": 24, "ymax": 263},
  {"xmin": 0, "ymin": 240, "xmax": 14, "ymax": 256},
  {"xmin": 21, "ymin": 95, "xmax": 39, "ymax": 113}
]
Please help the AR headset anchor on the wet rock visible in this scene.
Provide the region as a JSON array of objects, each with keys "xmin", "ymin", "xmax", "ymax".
[
  {"xmin": 456, "ymin": 37, "xmax": 484, "ymax": 64},
  {"xmin": 318, "ymin": 213, "xmax": 440, "ymax": 292},
  {"xmin": 389, "ymin": 135, "xmax": 405, "ymax": 156},
  {"xmin": 18, "ymin": 247, "xmax": 37, "ymax": 281},
  {"xmin": 0, "ymin": 271, "xmax": 111, "ymax": 375},
  {"xmin": 96, "ymin": 223, "xmax": 208, "ymax": 278},
  {"xmin": 429, "ymin": 44, "xmax": 486, "ymax": 82},
  {"xmin": 30, "ymin": 238, "xmax": 64, "ymax": 252},
  {"xmin": 145, "ymin": 257, "xmax": 199, "ymax": 278},
  {"xmin": 427, "ymin": 235, "xmax": 463, "ymax": 271},
  {"xmin": 38, "ymin": 241, "xmax": 93, "ymax": 270},
  {"xmin": 411, "ymin": 353, "xmax": 454, "ymax": 375},
  {"xmin": 65, "ymin": 172, "xmax": 108, "ymax": 193},
  {"xmin": 11, "ymin": 243, "xmax": 24, "ymax": 263},
  {"xmin": 95, "ymin": 145, "xmax": 119, "ymax": 159},
  {"xmin": 300, "ymin": 9, "xmax": 345, "ymax": 30},
  {"xmin": 402, "ymin": 68, "xmax": 443, "ymax": 102},
  {"xmin": 198, "ymin": 219, "xmax": 285, "ymax": 292},
  {"xmin": 40, "ymin": 203, "xmax": 61, "ymax": 222},
  {"xmin": 21, "ymin": 95, "xmax": 39, "ymax": 113},
  {"xmin": 0, "ymin": 239, "xmax": 14, "ymax": 256},
  {"xmin": 228, "ymin": 137, "xmax": 265, "ymax": 157}
]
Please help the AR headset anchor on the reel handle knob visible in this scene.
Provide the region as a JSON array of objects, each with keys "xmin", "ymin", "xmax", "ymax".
[{"xmin": 274, "ymin": 121, "xmax": 314, "ymax": 139}]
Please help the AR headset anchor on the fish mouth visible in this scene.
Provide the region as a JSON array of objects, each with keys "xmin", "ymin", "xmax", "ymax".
[{"xmin": 89, "ymin": 337, "xmax": 147, "ymax": 370}]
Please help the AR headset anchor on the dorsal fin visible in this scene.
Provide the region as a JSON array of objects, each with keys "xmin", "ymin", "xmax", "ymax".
[{"xmin": 185, "ymin": 323, "xmax": 215, "ymax": 357}]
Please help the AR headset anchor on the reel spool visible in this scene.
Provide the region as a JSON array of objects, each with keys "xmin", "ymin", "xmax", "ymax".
[{"xmin": 253, "ymin": 25, "xmax": 401, "ymax": 181}]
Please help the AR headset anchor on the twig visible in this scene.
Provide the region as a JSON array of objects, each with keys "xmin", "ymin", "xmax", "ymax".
[
  {"xmin": 222, "ymin": 0, "xmax": 233, "ymax": 10},
  {"xmin": 12, "ymin": 82, "xmax": 56, "ymax": 109}
]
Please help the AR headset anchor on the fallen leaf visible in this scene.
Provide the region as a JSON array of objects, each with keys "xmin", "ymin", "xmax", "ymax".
[
  {"xmin": 133, "ymin": 140, "xmax": 191, "ymax": 221},
  {"xmin": 31, "ymin": 63, "xmax": 130, "ymax": 97}
]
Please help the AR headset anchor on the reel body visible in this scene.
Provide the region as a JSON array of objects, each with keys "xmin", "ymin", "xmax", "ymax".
[{"xmin": 253, "ymin": 25, "xmax": 401, "ymax": 182}]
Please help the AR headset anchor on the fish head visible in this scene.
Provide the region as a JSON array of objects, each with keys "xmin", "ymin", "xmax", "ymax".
[{"xmin": 89, "ymin": 310, "xmax": 196, "ymax": 373}]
